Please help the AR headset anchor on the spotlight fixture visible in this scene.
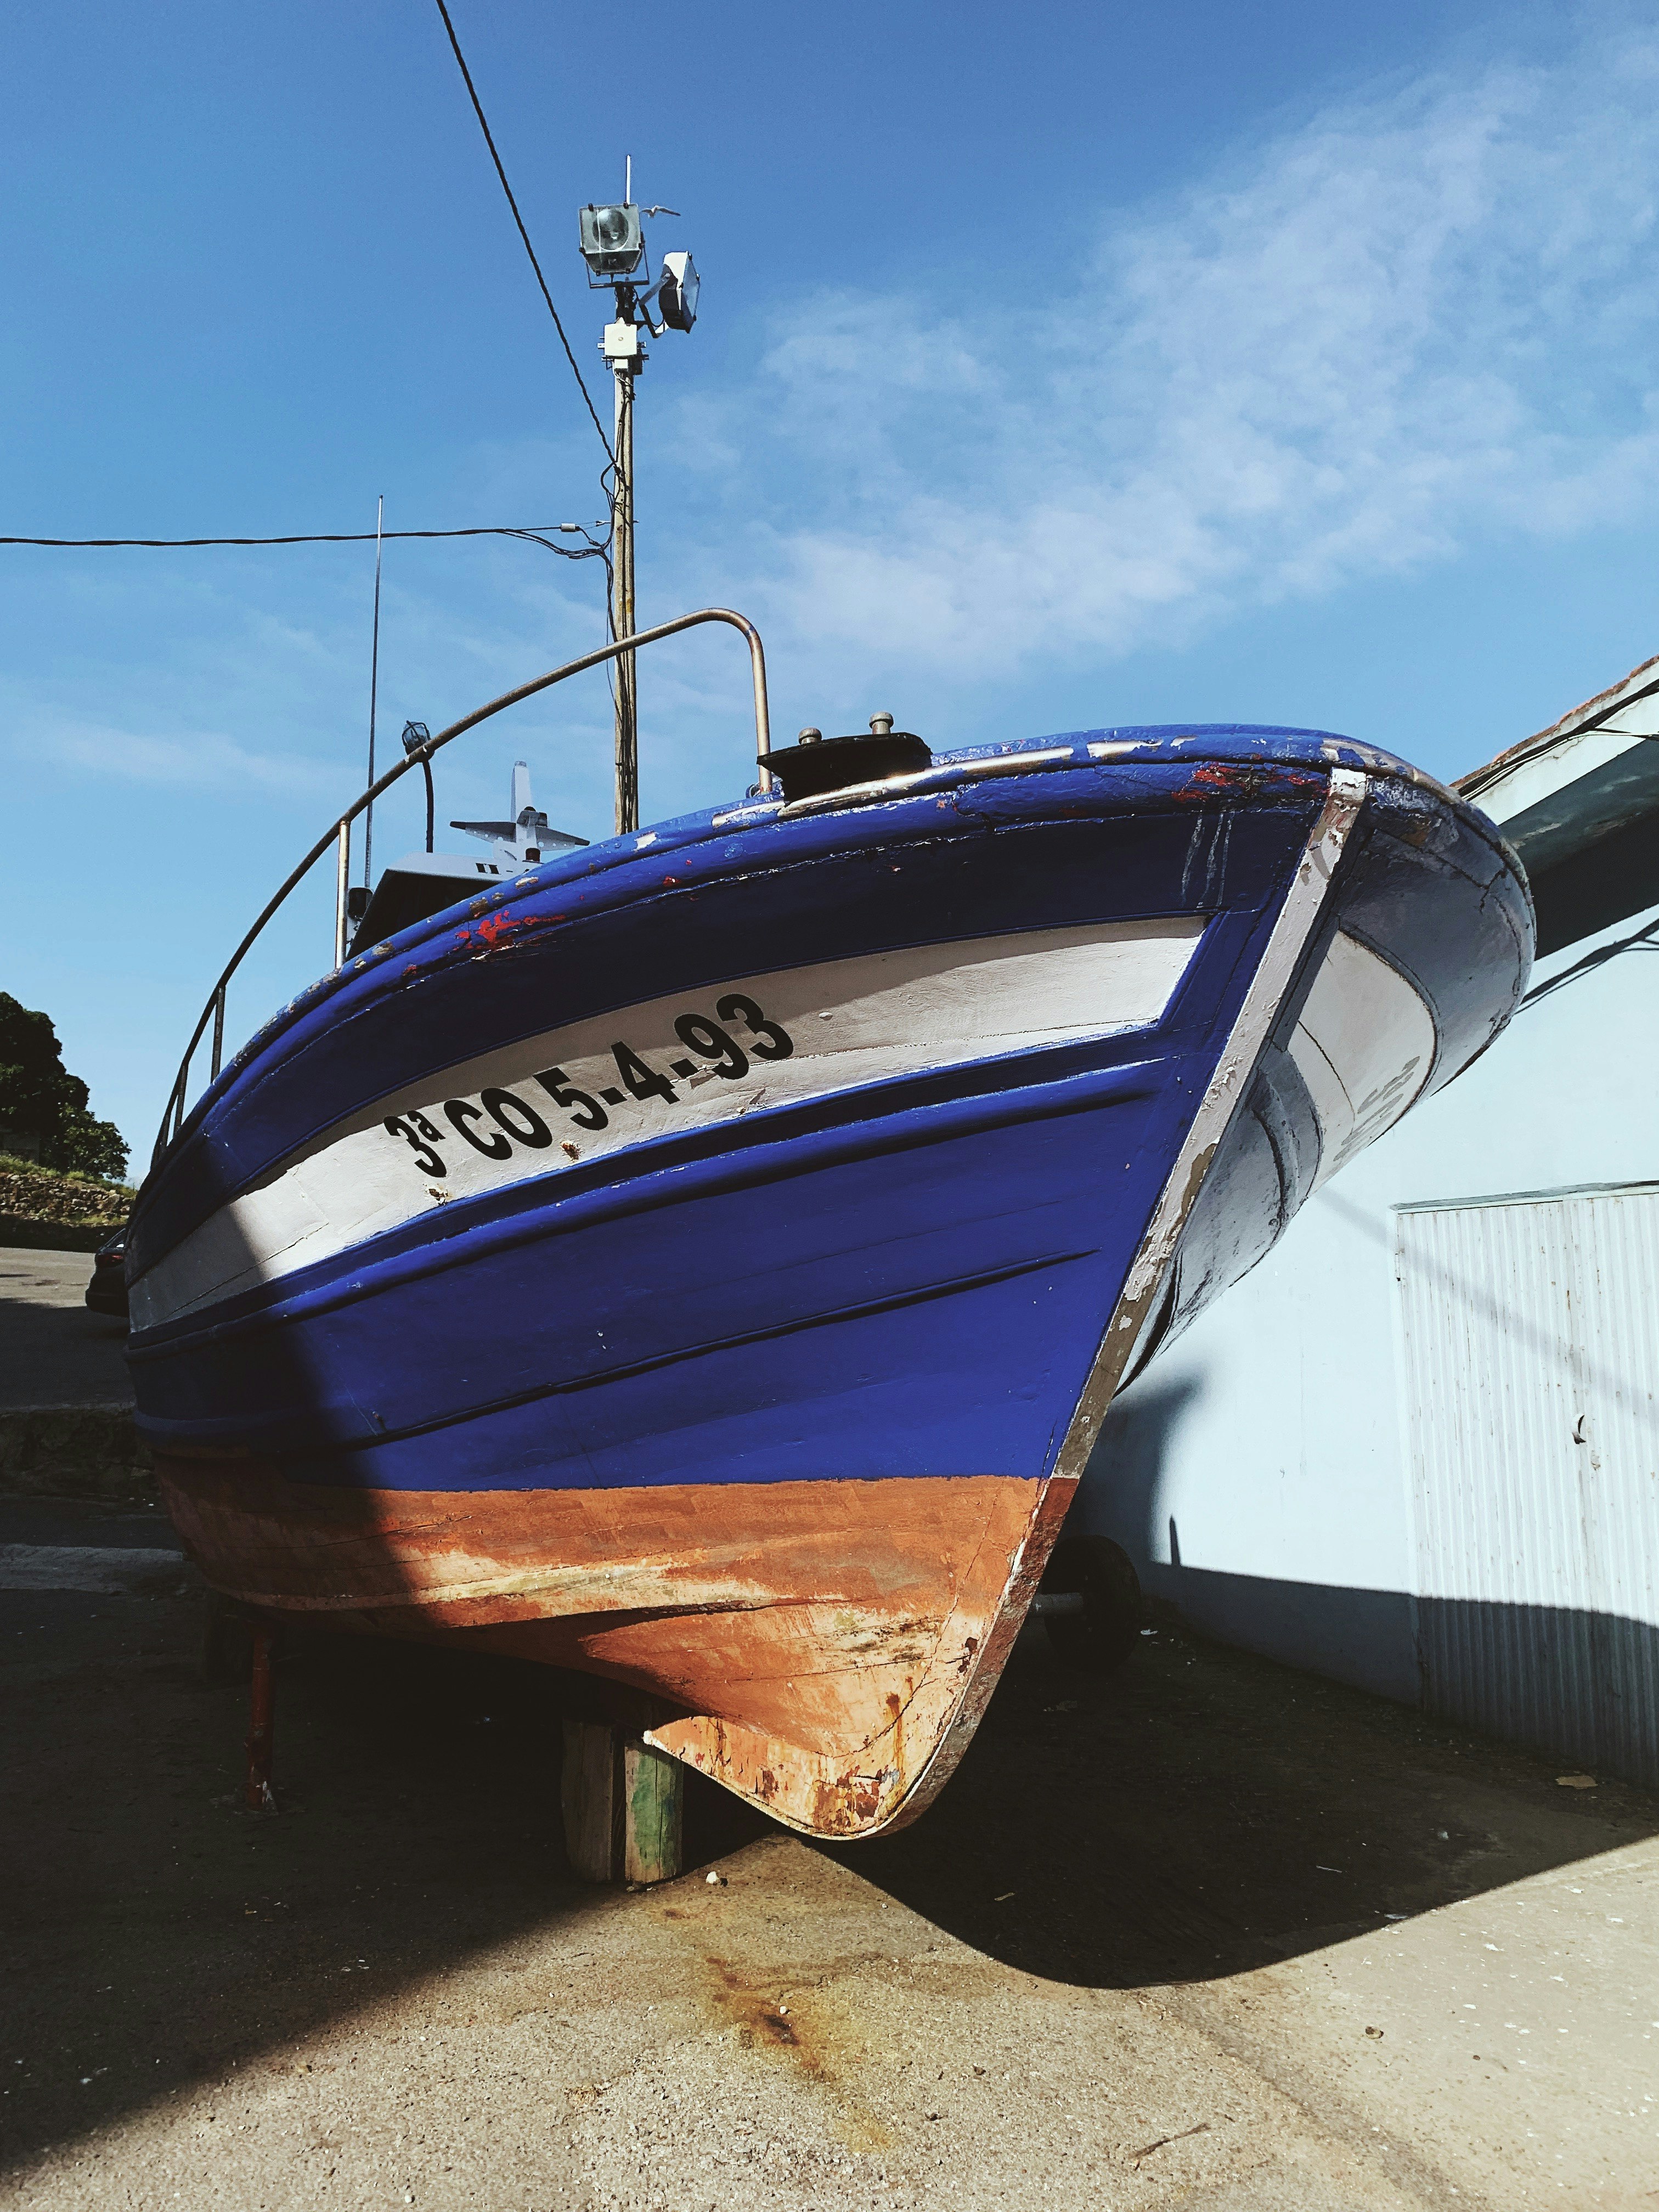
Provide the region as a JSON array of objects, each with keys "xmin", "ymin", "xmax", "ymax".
[
  {"xmin": 402, "ymin": 722, "xmax": 435, "ymax": 853},
  {"xmin": 656, "ymin": 250, "xmax": 699, "ymax": 333},
  {"xmin": 578, "ymin": 202, "xmax": 644, "ymax": 281}
]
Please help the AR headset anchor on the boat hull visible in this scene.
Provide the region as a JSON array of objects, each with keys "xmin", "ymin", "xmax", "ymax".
[{"xmin": 128, "ymin": 729, "xmax": 1532, "ymax": 1834}]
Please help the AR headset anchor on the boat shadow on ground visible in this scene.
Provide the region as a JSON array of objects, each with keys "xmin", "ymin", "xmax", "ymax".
[
  {"xmin": 4, "ymin": 1570, "xmax": 1656, "ymax": 2176},
  {"xmin": 826, "ymin": 1621, "xmax": 1659, "ymax": 1990},
  {"xmin": 0, "ymin": 1256, "xmax": 131, "ymax": 1412},
  {"xmin": 1, "ymin": 1590, "xmax": 725, "ymax": 2177}
]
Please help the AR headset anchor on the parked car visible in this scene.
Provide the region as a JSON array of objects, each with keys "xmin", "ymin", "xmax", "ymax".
[{"xmin": 84, "ymin": 1226, "xmax": 129, "ymax": 1321}]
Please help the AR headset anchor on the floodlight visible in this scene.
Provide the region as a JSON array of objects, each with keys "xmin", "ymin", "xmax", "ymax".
[
  {"xmin": 579, "ymin": 202, "xmax": 644, "ymax": 279},
  {"xmin": 403, "ymin": 723, "xmax": 436, "ymax": 851},
  {"xmin": 657, "ymin": 250, "xmax": 699, "ymax": 332}
]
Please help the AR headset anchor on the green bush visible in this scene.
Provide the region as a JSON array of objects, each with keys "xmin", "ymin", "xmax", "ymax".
[{"xmin": 0, "ymin": 994, "xmax": 129, "ymax": 1182}]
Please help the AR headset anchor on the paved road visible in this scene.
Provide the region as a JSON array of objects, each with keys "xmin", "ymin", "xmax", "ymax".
[
  {"xmin": 0, "ymin": 1246, "xmax": 130, "ymax": 1410},
  {"xmin": 1, "ymin": 1496, "xmax": 1656, "ymax": 2209}
]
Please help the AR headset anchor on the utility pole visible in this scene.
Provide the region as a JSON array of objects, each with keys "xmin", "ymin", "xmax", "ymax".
[
  {"xmin": 606, "ymin": 290, "xmax": 641, "ymax": 835},
  {"xmin": 579, "ymin": 159, "xmax": 699, "ymax": 836}
]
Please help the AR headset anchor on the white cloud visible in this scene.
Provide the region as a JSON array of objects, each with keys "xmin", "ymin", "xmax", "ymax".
[
  {"xmin": 0, "ymin": 547, "xmax": 623, "ymax": 820},
  {"xmin": 684, "ymin": 24, "xmax": 1659, "ymax": 683},
  {"xmin": 27, "ymin": 718, "xmax": 340, "ymax": 794}
]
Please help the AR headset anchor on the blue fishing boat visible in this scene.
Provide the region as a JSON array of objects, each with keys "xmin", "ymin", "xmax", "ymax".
[{"xmin": 126, "ymin": 613, "xmax": 1532, "ymax": 1837}]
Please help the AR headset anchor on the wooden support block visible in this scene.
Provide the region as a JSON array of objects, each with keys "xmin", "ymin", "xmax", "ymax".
[
  {"xmin": 623, "ymin": 1739, "xmax": 683, "ymax": 1886},
  {"xmin": 560, "ymin": 1717, "xmax": 684, "ymax": 1886},
  {"xmin": 560, "ymin": 1717, "xmax": 620, "ymax": 1883}
]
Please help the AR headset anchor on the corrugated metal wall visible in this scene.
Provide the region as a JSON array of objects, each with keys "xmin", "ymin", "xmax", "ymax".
[{"xmin": 1395, "ymin": 1183, "xmax": 1659, "ymax": 1786}]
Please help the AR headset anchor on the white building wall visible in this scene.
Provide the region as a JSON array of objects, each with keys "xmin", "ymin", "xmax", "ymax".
[{"xmin": 1074, "ymin": 897, "xmax": 1659, "ymax": 1718}]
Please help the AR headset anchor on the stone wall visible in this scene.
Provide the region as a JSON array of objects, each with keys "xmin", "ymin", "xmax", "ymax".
[
  {"xmin": 0, "ymin": 1166, "xmax": 130, "ymax": 1227},
  {"xmin": 0, "ymin": 1405, "xmax": 154, "ymax": 1501},
  {"xmin": 0, "ymin": 1164, "xmax": 131, "ymax": 1251}
]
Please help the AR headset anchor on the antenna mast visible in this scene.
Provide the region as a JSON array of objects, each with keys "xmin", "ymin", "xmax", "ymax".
[{"xmin": 364, "ymin": 494, "xmax": 384, "ymax": 885}]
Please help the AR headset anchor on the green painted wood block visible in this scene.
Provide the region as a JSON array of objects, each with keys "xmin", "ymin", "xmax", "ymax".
[
  {"xmin": 561, "ymin": 1719, "xmax": 683, "ymax": 1885},
  {"xmin": 623, "ymin": 1739, "xmax": 683, "ymax": 1885}
]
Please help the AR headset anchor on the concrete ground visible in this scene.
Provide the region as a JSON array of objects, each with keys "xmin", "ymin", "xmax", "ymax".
[
  {"xmin": 1, "ymin": 1494, "xmax": 1656, "ymax": 2210},
  {"xmin": 0, "ymin": 1249, "xmax": 130, "ymax": 1411}
]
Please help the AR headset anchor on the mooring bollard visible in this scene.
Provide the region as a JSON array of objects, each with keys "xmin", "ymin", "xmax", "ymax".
[
  {"xmin": 560, "ymin": 1711, "xmax": 682, "ymax": 1885},
  {"xmin": 244, "ymin": 1620, "xmax": 276, "ymax": 1812}
]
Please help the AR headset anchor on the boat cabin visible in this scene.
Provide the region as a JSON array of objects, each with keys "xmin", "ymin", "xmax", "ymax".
[{"xmin": 347, "ymin": 759, "xmax": 587, "ymax": 948}]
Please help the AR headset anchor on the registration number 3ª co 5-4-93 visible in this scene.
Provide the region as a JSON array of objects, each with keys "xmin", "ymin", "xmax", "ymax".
[{"xmin": 381, "ymin": 992, "xmax": 794, "ymax": 1182}]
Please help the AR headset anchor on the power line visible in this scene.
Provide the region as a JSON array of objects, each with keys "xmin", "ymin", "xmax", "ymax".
[
  {"xmin": 430, "ymin": 0, "xmax": 613, "ymax": 464},
  {"xmin": 0, "ymin": 525, "xmax": 605, "ymax": 552}
]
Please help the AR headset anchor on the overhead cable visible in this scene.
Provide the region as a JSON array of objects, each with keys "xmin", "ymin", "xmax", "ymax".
[
  {"xmin": 430, "ymin": 0, "xmax": 614, "ymax": 463},
  {"xmin": 0, "ymin": 526, "xmax": 605, "ymax": 552}
]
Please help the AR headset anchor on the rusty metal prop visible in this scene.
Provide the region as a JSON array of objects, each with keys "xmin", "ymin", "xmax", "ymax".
[{"xmin": 244, "ymin": 1622, "xmax": 276, "ymax": 1813}]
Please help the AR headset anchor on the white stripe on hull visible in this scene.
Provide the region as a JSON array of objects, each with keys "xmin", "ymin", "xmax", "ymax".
[
  {"xmin": 1290, "ymin": 930, "xmax": 1435, "ymax": 1188},
  {"xmin": 133, "ymin": 917, "xmax": 1206, "ymax": 1333}
]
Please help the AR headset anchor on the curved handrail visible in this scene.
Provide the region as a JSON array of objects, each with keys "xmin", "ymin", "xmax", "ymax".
[{"xmin": 151, "ymin": 607, "xmax": 771, "ymax": 1167}]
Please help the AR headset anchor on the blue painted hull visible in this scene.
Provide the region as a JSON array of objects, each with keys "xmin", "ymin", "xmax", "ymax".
[{"xmin": 128, "ymin": 727, "xmax": 1532, "ymax": 1833}]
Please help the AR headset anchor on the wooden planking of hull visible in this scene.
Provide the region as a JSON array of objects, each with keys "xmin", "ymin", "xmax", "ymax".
[{"xmin": 129, "ymin": 726, "xmax": 1533, "ymax": 1837}]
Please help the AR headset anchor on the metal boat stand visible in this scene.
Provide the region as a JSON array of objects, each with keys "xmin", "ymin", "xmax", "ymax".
[
  {"xmin": 245, "ymin": 1620, "xmax": 277, "ymax": 1812},
  {"xmin": 201, "ymin": 1593, "xmax": 281, "ymax": 1813},
  {"xmin": 199, "ymin": 1600, "xmax": 679, "ymax": 1863}
]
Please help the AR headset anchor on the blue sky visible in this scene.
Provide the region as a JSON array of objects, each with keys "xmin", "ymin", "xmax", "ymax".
[{"xmin": 4, "ymin": 0, "xmax": 1658, "ymax": 1166}]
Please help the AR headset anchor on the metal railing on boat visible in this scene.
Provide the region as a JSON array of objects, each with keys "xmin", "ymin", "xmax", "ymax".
[{"xmin": 150, "ymin": 608, "xmax": 771, "ymax": 1169}]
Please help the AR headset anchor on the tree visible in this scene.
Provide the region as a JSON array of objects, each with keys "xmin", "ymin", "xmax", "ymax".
[{"xmin": 0, "ymin": 993, "xmax": 129, "ymax": 1181}]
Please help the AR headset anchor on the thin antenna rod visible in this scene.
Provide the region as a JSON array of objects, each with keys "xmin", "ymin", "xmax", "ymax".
[
  {"xmin": 364, "ymin": 495, "xmax": 383, "ymax": 890},
  {"xmin": 625, "ymin": 153, "xmax": 631, "ymax": 203}
]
